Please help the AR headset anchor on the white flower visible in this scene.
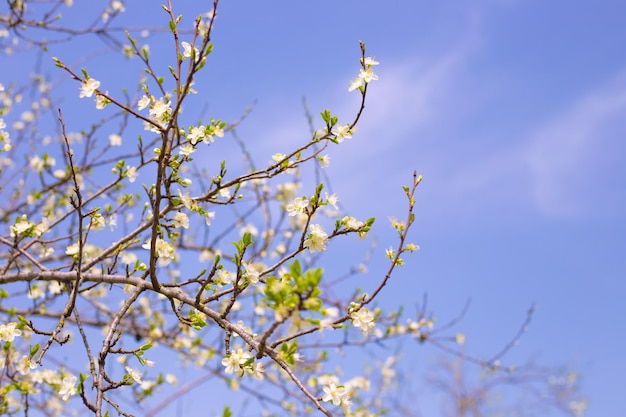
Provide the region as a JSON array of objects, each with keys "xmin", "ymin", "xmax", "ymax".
[
  {"xmin": 28, "ymin": 285, "xmax": 45, "ymax": 300},
  {"xmin": 10, "ymin": 214, "xmax": 34, "ymax": 237},
  {"xmin": 125, "ymin": 366, "xmax": 142, "ymax": 384},
  {"xmin": 59, "ymin": 375, "xmax": 77, "ymax": 401},
  {"xmin": 79, "ymin": 78, "xmax": 100, "ymax": 98},
  {"xmin": 350, "ymin": 308, "xmax": 376, "ymax": 336},
  {"xmin": 29, "ymin": 156, "xmax": 44, "ymax": 172},
  {"xmin": 325, "ymin": 193, "xmax": 339, "ymax": 210},
  {"xmin": 16, "ymin": 355, "xmax": 37, "ymax": 375},
  {"xmin": 121, "ymin": 252, "xmax": 137, "ymax": 265},
  {"xmin": 95, "ymin": 92, "xmax": 109, "ymax": 109},
  {"xmin": 322, "ymin": 382, "xmax": 350, "ymax": 406},
  {"xmin": 0, "ymin": 322, "xmax": 22, "ymax": 342},
  {"xmin": 181, "ymin": 41, "xmax": 199, "ymax": 60},
  {"xmin": 111, "ymin": 1, "xmax": 125, "ymax": 13},
  {"xmin": 304, "ymin": 224, "xmax": 328, "ymax": 253},
  {"xmin": 179, "ymin": 143, "xmax": 196, "ymax": 156},
  {"xmin": 272, "ymin": 153, "xmax": 286, "ymax": 163},
  {"xmin": 177, "ymin": 189, "xmax": 194, "ymax": 209},
  {"xmin": 149, "ymin": 98, "xmax": 171, "ymax": 121},
  {"xmin": 331, "ymin": 124, "xmax": 356, "ymax": 142},
  {"xmin": 348, "ymin": 77, "xmax": 364, "ymax": 92},
  {"xmin": 204, "ymin": 211, "xmax": 216, "ymax": 226},
  {"xmin": 286, "ymin": 196, "xmax": 308, "ymax": 216},
  {"xmin": 90, "ymin": 213, "xmax": 105, "ymax": 231},
  {"xmin": 361, "ymin": 56, "xmax": 380, "ymax": 67},
  {"xmin": 126, "ymin": 166, "xmax": 138, "ymax": 183},
  {"xmin": 341, "ymin": 216, "xmax": 363, "ymax": 231},
  {"xmin": 221, "ymin": 347, "xmax": 253, "ymax": 376},
  {"xmin": 359, "ymin": 67, "xmax": 378, "ymax": 83},
  {"xmin": 142, "ymin": 238, "xmax": 176, "ymax": 259},
  {"xmin": 109, "ymin": 134, "xmax": 122, "ymax": 146},
  {"xmin": 186, "ymin": 126, "xmax": 203, "ymax": 145},
  {"xmin": 137, "ymin": 95, "xmax": 151, "ymax": 111},
  {"xmin": 49, "ymin": 281, "xmax": 63, "ymax": 295},
  {"xmin": 65, "ymin": 242, "xmax": 80, "ymax": 256},
  {"xmin": 317, "ymin": 155, "xmax": 330, "ymax": 168},
  {"xmin": 242, "ymin": 262, "xmax": 260, "ymax": 285},
  {"xmin": 245, "ymin": 361, "xmax": 265, "ymax": 380},
  {"xmin": 172, "ymin": 211, "xmax": 189, "ymax": 229}
]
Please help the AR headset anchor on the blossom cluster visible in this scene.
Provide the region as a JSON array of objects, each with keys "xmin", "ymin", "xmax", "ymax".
[
  {"xmin": 221, "ymin": 347, "xmax": 264, "ymax": 379},
  {"xmin": 348, "ymin": 56, "xmax": 379, "ymax": 92}
]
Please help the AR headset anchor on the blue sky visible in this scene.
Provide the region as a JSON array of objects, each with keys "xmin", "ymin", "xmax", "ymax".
[
  {"xmin": 3, "ymin": 0, "xmax": 625, "ymax": 416},
  {"xmin": 196, "ymin": 2, "xmax": 626, "ymax": 415},
  {"xmin": 198, "ymin": 3, "xmax": 624, "ymax": 414}
]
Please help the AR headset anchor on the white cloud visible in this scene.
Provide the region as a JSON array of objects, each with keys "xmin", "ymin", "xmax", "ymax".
[{"xmin": 524, "ymin": 71, "xmax": 626, "ymax": 218}]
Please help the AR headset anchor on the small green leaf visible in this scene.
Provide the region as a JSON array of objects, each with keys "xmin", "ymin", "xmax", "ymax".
[
  {"xmin": 242, "ymin": 232, "xmax": 253, "ymax": 247},
  {"xmin": 29, "ymin": 344, "xmax": 40, "ymax": 358}
]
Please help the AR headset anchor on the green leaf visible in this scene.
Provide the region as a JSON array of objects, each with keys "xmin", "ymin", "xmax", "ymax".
[
  {"xmin": 168, "ymin": 20, "xmax": 176, "ymax": 32},
  {"xmin": 242, "ymin": 232, "xmax": 253, "ymax": 247},
  {"xmin": 29, "ymin": 344, "xmax": 40, "ymax": 358},
  {"xmin": 320, "ymin": 109, "xmax": 331, "ymax": 124},
  {"xmin": 222, "ymin": 406, "xmax": 232, "ymax": 417},
  {"xmin": 290, "ymin": 260, "xmax": 301, "ymax": 278}
]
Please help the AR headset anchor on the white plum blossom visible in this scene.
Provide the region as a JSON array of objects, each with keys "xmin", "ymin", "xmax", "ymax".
[
  {"xmin": 149, "ymin": 98, "xmax": 171, "ymax": 121},
  {"xmin": 272, "ymin": 153, "xmax": 286, "ymax": 163},
  {"xmin": 111, "ymin": 1, "xmax": 125, "ymax": 13},
  {"xmin": 179, "ymin": 143, "xmax": 196, "ymax": 156},
  {"xmin": 204, "ymin": 211, "xmax": 216, "ymax": 226},
  {"xmin": 304, "ymin": 224, "xmax": 328, "ymax": 253},
  {"xmin": 172, "ymin": 211, "xmax": 189, "ymax": 229},
  {"xmin": 125, "ymin": 366, "xmax": 143, "ymax": 384},
  {"xmin": 221, "ymin": 347, "xmax": 253, "ymax": 377},
  {"xmin": 331, "ymin": 124, "xmax": 356, "ymax": 142},
  {"xmin": 361, "ymin": 56, "xmax": 380, "ymax": 66},
  {"xmin": 348, "ymin": 57, "xmax": 379, "ymax": 92},
  {"xmin": 126, "ymin": 166, "xmax": 138, "ymax": 183},
  {"xmin": 65, "ymin": 242, "xmax": 80, "ymax": 256},
  {"xmin": 325, "ymin": 192, "xmax": 339, "ymax": 210},
  {"xmin": 322, "ymin": 382, "xmax": 351, "ymax": 407},
  {"xmin": 181, "ymin": 41, "xmax": 199, "ymax": 60},
  {"xmin": 79, "ymin": 78, "xmax": 100, "ymax": 98},
  {"xmin": 286, "ymin": 196, "xmax": 308, "ymax": 216},
  {"xmin": 95, "ymin": 92, "xmax": 109, "ymax": 109},
  {"xmin": 109, "ymin": 134, "xmax": 122, "ymax": 146},
  {"xmin": 142, "ymin": 238, "xmax": 175, "ymax": 260},
  {"xmin": 187, "ymin": 125, "xmax": 205, "ymax": 145},
  {"xmin": 10, "ymin": 214, "xmax": 34, "ymax": 237},
  {"xmin": 59, "ymin": 375, "xmax": 77, "ymax": 401},
  {"xmin": 242, "ymin": 262, "xmax": 260, "ymax": 285},
  {"xmin": 350, "ymin": 308, "xmax": 376, "ymax": 336},
  {"xmin": 16, "ymin": 355, "xmax": 37, "ymax": 375},
  {"xmin": 317, "ymin": 154, "xmax": 330, "ymax": 168},
  {"xmin": 342, "ymin": 216, "xmax": 363, "ymax": 231},
  {"xmin": 177, "ymin": 189, "xmax": 194, "ymax": 209},
  {"xmin": 137, "ymin": 95, "xmax": 151, "ymax": 110},
  {"xmin": 0, "ymin": 322, "xmax": 22, "ymax": 342}
]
